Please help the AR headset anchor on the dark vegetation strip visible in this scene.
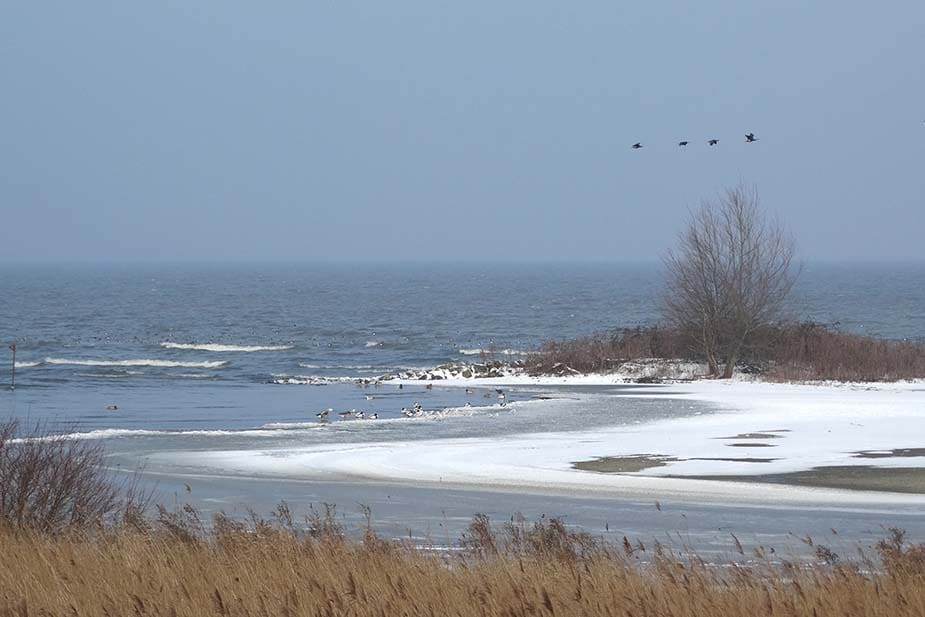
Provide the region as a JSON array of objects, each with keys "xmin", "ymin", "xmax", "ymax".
[{"xmin": 526, "ymin": 322, "xmax": 925, "ymax": 382}]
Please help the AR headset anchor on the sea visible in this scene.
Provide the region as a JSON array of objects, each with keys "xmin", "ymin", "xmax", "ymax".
[{"xmin": 1, "ymin": 262, "xmax": 924, "ymax": 557}]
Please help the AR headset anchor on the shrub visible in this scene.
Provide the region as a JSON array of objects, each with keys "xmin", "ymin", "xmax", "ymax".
[
  {"xmin": 762, "ymin": 323, "xmax": 925, "ymax": 382},
  {"xmin": 0, "ymin": 419, "xmax": 143, "ymax": 534},
  {"xmin": 528, "ymin": 322, "xmax": 925, "ymax": 382},
  {"xmin": 526, "ymin": 326, "xmax": 689, "ymax": 375}
]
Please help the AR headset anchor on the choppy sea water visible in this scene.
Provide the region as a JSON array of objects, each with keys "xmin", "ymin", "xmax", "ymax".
[
  {"xmin": 4, "ymin": 263, "xmax": 923, "ymax": 388},
  {"xmin": 1, "ymin": 263, "xmax": 924, "ymax": 554}
]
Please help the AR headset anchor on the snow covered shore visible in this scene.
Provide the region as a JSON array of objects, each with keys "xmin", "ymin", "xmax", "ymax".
[{"xmin": 185, "ymin": 371, "xmax": 925, "ymax": 507}]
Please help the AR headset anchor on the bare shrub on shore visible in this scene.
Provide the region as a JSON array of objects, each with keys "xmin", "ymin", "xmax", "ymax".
[
  {"xmin": 529, "ymin": 322, "xmax": 925, "ymax": 382},
  {"xmin": 761, "ymin": 322, "xmax": 925, "ymax": 382},
  {"xmin": 527, "ymin": 326, "xmax": 688, "ymax": 375},
  {"xmin": 1, "ymin": 510, "xmax": 925, "ymax": 616},
  {"xmin": 663, "ymin": 184, "xmax": 798, "ymax": 378},
  {"xmin": 0, "ymin": 419, "xmax": 145, "ymax": 534}
]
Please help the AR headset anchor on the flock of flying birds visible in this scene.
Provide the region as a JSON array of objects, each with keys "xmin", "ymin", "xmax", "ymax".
[{"xmin": 631, "ymin": 132, "xmax": 759, "ymax": 149}]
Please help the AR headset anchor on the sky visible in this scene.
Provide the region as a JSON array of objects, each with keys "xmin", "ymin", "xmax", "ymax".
[{"xmin": 1, "ymin": 1, "xmax": 923, "ymax": 264}]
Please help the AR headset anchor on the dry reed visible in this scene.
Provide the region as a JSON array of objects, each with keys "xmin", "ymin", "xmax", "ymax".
[{"xmin": 1, "ymin": 509, "xmax": 924, "ymax": 617}]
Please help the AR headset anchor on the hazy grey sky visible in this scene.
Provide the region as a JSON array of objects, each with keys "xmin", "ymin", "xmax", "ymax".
[{"xmin": 1, "ymin": 2, "xmax": 922, "ymax": 263}]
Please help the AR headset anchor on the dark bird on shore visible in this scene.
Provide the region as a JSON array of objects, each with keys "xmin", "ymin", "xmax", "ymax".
[
  {"xmin": 708, "ymin": 139, "xmax": 719, "ymax": 146},
  {"xmin": 678, "ymin": 141, "xmax": 689, "ymax": 147},
  {"xmin": 745, "ymin": 133, "xmax": 758, "ymax": 143},
  {"xmin": 631, "ymin": 142, "xmax": 643, "ymax": 149}
]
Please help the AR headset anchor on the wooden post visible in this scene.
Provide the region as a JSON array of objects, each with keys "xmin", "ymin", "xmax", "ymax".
[{"xmin": 9, "ymin": 343, "xmax": 15, "ymax": 390}]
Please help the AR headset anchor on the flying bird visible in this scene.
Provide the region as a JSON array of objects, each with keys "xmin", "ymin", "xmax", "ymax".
[
  {"xmin": 708, "ymin": 139, "xmax": 719, "ymax": 146},
  {"xmin": 631, "ymin": 142, "xmax": 643, "ymax": 149},
  {"xmin": 316, "ymin": 409, "xmax": 330, "ymax": 419},
  {"xmin": 678, "ymin": 141, "xmax": 689, "ymax": 147},
  {"xmin": 745, "ymin": 133, "xmax": 758, "ymax": 143}
]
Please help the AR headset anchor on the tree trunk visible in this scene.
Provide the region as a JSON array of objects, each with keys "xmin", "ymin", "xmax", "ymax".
[
  {"xmin": 706, "ymin": 349, "xmax": 719, "ymax": 376},
  {"xmin": 722, "ymin": 347, "xmax": 738, "ymax": 378},
  {"xmin": 722, "ymin": 357, "xmax": 735, "ymax": 378}
]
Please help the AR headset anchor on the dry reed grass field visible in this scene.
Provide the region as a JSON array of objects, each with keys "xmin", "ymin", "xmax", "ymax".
[{"xmin": 2, "ymin": 507, "xmax": 924, "ymax": 617}]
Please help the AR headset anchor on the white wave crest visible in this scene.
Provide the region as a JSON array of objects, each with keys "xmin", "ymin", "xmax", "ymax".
[
  {"xmin": 261, "ymin": 421, "xmax": 325, "ymax": 429},
  {"xmin": 45, "ymin": 358, "xmax": 229, "ymax": 369},
  {"xmin": 13, "ymin": 360, "xmax": 42, "ymax": 368},
  {"xmin": 77, "ymin": 372, "xmax": 144, "ymax": 379},
  {"xmin": 458, "ymin": 348, "xmax": 529, "ymax": 356},
  {"xmin": 18, "ymin": 425, "xmax": 327, "ymax": 442},
  {"xmin": 365, "ymin": 340, "xmax": 383, "ymax": 348},
  {"xmin": 271, "ymin": 375, "xmax": 359, "ymax": 385},
  {"xmin": 161, "ymin": 342, "xmax": 292, "ymax": 352},
  {"xmin": 298, "ymin": 363, "xmax": 389, "ymax": 372}
]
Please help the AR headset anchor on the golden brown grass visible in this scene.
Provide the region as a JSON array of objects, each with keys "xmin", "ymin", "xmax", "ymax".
[{"xmin": 2, "ymin": 512, "xmax": 924, "ymax": 617}]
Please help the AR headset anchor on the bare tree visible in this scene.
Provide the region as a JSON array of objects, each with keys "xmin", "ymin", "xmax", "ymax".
[{"xmin": 662, "ymin": 184, "xmax": 798, "ymax": 378}]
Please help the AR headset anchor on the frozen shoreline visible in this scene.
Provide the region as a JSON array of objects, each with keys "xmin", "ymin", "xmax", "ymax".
[{"xmin": 172, "ymin": 374, "xmax": 925, "ymax": 507}]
